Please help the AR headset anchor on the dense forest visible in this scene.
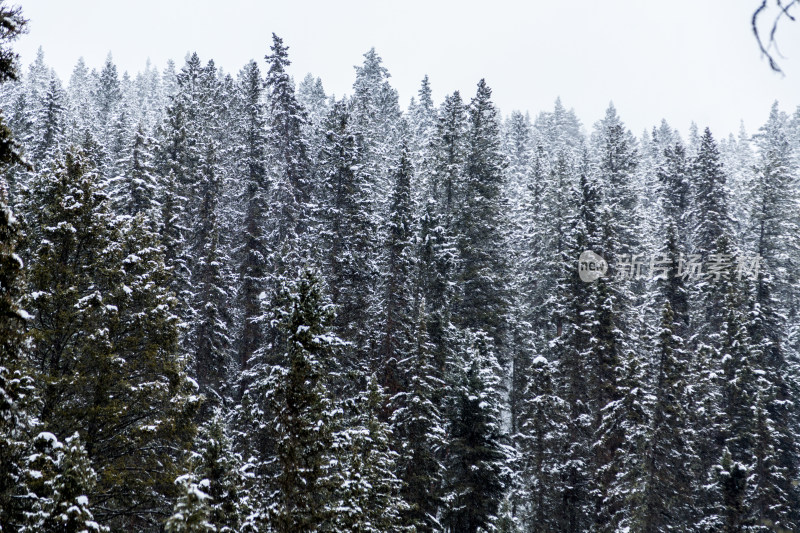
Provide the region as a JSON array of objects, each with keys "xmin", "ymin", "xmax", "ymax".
[{"xmin": 1, "ymin": 4, "xmax": 800, "ymax": 532}]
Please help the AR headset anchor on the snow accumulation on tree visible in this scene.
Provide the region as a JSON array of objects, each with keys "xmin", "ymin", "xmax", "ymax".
[{"xmin": 1, "ymin": 4, "xmax": 800, "ymax": 533}]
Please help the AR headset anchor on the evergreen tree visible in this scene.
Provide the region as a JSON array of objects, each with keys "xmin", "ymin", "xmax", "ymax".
[
  {"xmin": 165, "ymin": 475, "xmax": 215, "ymax": 533},
  {"xmin": 377, "ymin": 144, "xmax": 416, "ymax": 392},
  {"xmin": 691, "ymin": 128, "xmax": 729, "ymax": 258},
  {"xmin": 0, "ymin": 171, "xmax": 34, "ymax": 532},
  {"xmin": 390, "ymin": 303, "xmax": 446, "ymax": 532},
  {"xmin": 548, "ymin": 161, "xmax": 595, "ymax": 533},
  {"xmin": 32, "ymin": 77, "xmax": 65, "ymax": 163},
  {"xmin": 171, "ymin": 410, "xmax": 246, "ymax": 533},
  {"xmin": 317, "ymin": 99, "xmax": 377, "ymax": 364},
  {"xmin": 95, "ymin": 53, "xmax": 121, "ymax": 128},
  {"xmin": 442, "ymin": 332, "xmax": 507, "ymax": 533},
  {"xmin": 415, "ymin": 91, "xmax": 465, "ymax": 374},
  {"xmin": 0, "ymin": 10, "xmax": 33, "ymax": 527},
  {"xmin": 23, "ymin": 432, "xmax": 107, "ymax": 533},
  {"xmin": 234, "ymin": 60, "xmax": 268, "ymax": 374},
  {"xmin": 260, "ymin": 270, "xmax": 341, "ymax": 533},
  {"xmin": 350, "ymin": 47, "xmax": 402, "ymax": 202},
  {"xmin": 332, "ymin": 375, "xmax": 409, "ymax": 532},
  {"xmin": 516, "ymin": 355, "xmax": 567, "ymax": 532},
  {"xmin": 116, "ymin": 123, "xmax": 158, "ymax": 216},
  {"xmin": 23, "ymin": 149, "xmax": 200, "ymax": 529},
  {"xmin": 453, "ymin": 79, "xmax": 510, "ymax": 356},
  {"xmin": 264, "ymin": 33, "xmax": 313, "ymax": 273},
  {"xmin": 632, "ymin": 302, "xmax": 695, "ymax": 532},
  {"xmin": 190, "ymin": 142, "xmax": 233, "ymax": 405},
  {"xmin": 746, "ymin": 102, "xmax": 800, "ymax": 531}
]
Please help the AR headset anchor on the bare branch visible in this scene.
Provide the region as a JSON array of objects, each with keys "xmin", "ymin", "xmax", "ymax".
[{"xmin": 753, "ymin": 0, "xmax": 799, "ymax": 73}]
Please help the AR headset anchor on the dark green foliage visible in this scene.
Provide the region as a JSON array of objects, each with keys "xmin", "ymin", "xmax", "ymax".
[
  {"xmin": 263, "ymin": 270, "xmax": 340, "ymax": 533},
  {"xmin": 23, "ymin": 149, "xmax": 199, "ymax": 529},
  {"xmin": 453, "ymin": 80, "xmax": 510, "ymax": 355},
  {"xmin": 317, "ymin": 99, "xmax": 377, "ymax": 362},
  {"xmin": 24, "ymin": 432, "xmax": 107, "ymax": 533},
  {"xmin": 377, "ymin": 144, "xmax": 416, "ymax": 392},
  {"xmin": 390, "ymin": 304, "xmax": 446, "ymax": 532},
  {"xmin": 0, "ymin": 183, "xmax": 33, "ymax": 532},
  {"xmin": 235, "ymin": 60, "xmax": 268, "ymax": 374},
  {"xmin": 442, "ymin": 333, "xmax": 507, "ymax": 533}
]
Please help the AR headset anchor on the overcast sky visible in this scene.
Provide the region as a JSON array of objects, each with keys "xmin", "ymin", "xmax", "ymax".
[{"xmin": 15, "ymin": 0, "xmax": 800, "ymax": 138}]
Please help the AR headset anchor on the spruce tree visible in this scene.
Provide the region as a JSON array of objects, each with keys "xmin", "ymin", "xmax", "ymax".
[
  {"xmin": 170, "ymin": 410, "xmax": 246, "ymax": 533},
  {"xmin": 0, "ymin": 10, "xmax": 33, "ymax": 527},
  {"xmin": 453, "ymin": 79, "xmax": 510, "ymax": 356},
  {"xmin": 95, "ymin": 53, "xmax": 121, "ymax": 129},
  {"xmin": 116, "ymin": 123, "xmax": 158, "ymax": 217},
  {"xmin": 442, "ymin": 332, "xmax": 508, "ymax": 533},
  {"xmin": 23, "ymin": 149, "xmax": 200, "ymax": 529},
  {"xmin": 0, "ymin": 175, "xmax": 34, "ymax": 532},
  {"xmin": 377, "ymin": 144, "xmax": 416, "ymax": 392},
  {"xmin": 748, "ymin": 103, "xmax": 800, "ymax": 532},
  {"xmin": 332, "ymin": 375, "xmax": 409, "ymax": 532},
  {"xmin": 317, "ymin": 99, "xmax": 377, "ymax": 364},
  {"xmin": 234, "ymin": 60, "xmax": 268, "ymax": 374},
  {"xmin": 165, "ymin": 475, "xmax": 215, "ymax": 533},
  {"xmin": 516, "ymin": 355, "xmax": 567, "ymax": 532},
  {"xmin": 260, "ymin": 270, "xmax": 341, "ymax": 533},
  {"xmin": 390, "ymin": 303, "xmax": 447, "ymax": 532},
  {"xmin": 264, "ymin": 34, "xmax": 313, "ymax": 273},
  {"xmin": 32, "ymin": 77, "xmax": 65, "ymax": 163},
  {"xmin": 190, "ymin": 142, "xmax": 233, "ymax": 406},
  {"xmin": 691, "ymin": 128, "xmax": 729, "ymax": 259},
  {"xmin": 632, "ymin": 302, "xmax": 695, "ymax": 532}
]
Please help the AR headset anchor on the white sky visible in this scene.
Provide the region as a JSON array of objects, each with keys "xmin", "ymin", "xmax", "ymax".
[{"xmin": 15, "ymin": 0, "xmax": 800, "ymax": 138}]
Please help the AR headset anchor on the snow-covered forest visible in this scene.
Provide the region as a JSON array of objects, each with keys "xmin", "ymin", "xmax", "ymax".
[{"xmin": 1, "ymin": 4, "xmax": 800, "ymax": 532}]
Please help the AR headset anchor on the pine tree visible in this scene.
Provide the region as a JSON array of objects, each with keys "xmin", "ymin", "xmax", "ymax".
[
  {"xmin": 171, "ymin": 410, "xmax": 246, "ymax": 533},
  {"xmin": 415, "ymin": 91, "xmax": 465, "ymax": 374},
  {"xmin": 234, "ymin": 60, "xmax": 268, "ymax": 374},
  {"xmin": 165, "ymin": 475, "xmax": 215, "ymax": 533},
  {"xmin": 317, "ymin": 99, "xmax": 377, "ymax": 364},
  {"xmin": 259, "ymin": 270, "xmax": 341, "ymax": 533},
  {"xmin": 532, "ymin": 98, "xmax": 584, "ymax": 158},
  {"xmin": 65, "ymin": 57, "xmax": 97, "ymax": 144},
  {"xmin": 713, "ymin": 448, "xmax": 749, "ymax": 533},
  {"xmin": 691, "ymin": 128, "xmax": 729, "ymax": 259},
  {"xmin": 442, "ymin": 332, "xmax": 508, "ymax": 533},
  {"xmin": 746, "ymin": 102, "xmax": 800, "ymax": 531},
  {"xmin": 377, "ymin": 144, "xmax": 416, "ymax": 392},
  {"xmin": 0, "ymin": 10, "xmax": 34, "ymax": 527},
  {"xmin": 23, "ymin": 149, "xmax": 200, "ymax": 529},
  {"xmin": 632, "ymin": 302, "xmax": 695, "ymax": 532},
  {"xmin": 297, "ymin": 73, "xmax": 328, "ymax": 123},
  {"xmin": 584, "ymin": 106, "xmax": 643, "ymax": 532},
  {"xmin": 408, "ymin": 75, "xmax": 436, "ymax": 159},
  {"xmin": 332, "ymin": 375, "xmax": 409, "ymax": 532},
  {"xmin": 516, "ymin": 355, "xmax": 567, "ymax": 532},
  {"xmin": 32, "ymin": 77, "xmax": 65, "ymax": 163},
  {"xmin": 264, "ymin": 34, "xmax": 313, "ymax": 273},
  {"xmin": 430, "ymin": 90, "xmax": 468, "ymax": 222},
  {"xmin": 350, "ymin": 47, "xmax": 402, "ymax": 202},
  {"xmin": 190, "ymin": 142, "xmax": 233, "ymax": 406},
  {"xmin": 453, "ymin": 80, "xmax": 510, "ymax": 356},
  {"xmin": 0, "ymin": 172, "xmax": 34, "ymax": 532},
  {"xmin": 116, "ymin": 123, "xmax": 158, "ymax": 216},
  {"xmin": 548, "ymin": 160, "xmax": 595, "ymax": 533},
  {"xmin": 23, "ymin": 432, "xmax": 107, "ymax": 533},
  {"xmin": 95, "ymin": 53, "xmax": 121, "ymax": 128},
  {"xmin": 155, "ymin": 53, "xmax": 229, "ymax": 338},
  {"xmin": 390, "ymin": 303, "xmax": 446, "ymax": 532}
]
